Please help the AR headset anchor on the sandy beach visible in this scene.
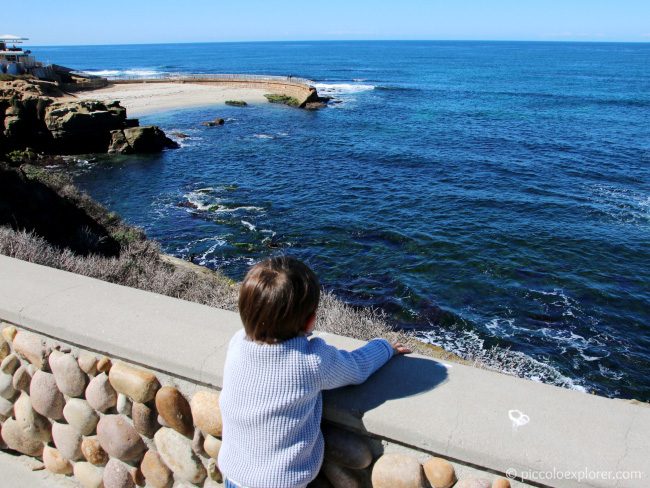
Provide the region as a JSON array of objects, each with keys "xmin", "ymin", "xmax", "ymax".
[{"xmin": 71, "ymin": 82, "xmax": 269, "ymax": 117}]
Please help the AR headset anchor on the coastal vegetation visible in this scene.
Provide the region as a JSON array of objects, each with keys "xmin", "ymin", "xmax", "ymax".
[{"xmin": 264, "ymin": 94, "xmax": 301, "ymax": 107}]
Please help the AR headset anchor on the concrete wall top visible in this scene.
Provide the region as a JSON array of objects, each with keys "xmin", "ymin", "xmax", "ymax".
[{"xmin": 0, "ymin": 255, "xmax": 647, "ymax": 488}]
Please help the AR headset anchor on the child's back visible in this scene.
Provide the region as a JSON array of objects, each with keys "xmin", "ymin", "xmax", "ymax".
[{"xmin": 218, "ymin": 257, "xmax": 407, "ymax": 488}]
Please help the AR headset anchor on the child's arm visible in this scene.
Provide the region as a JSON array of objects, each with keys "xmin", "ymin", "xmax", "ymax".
[{"xmin": 311, "ymin": 337, "xmax": 409, "ymax": 390}]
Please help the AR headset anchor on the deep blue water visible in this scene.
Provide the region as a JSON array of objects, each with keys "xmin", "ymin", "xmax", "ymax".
[{"xmin": 35, "ymin": 41, "xmax": 650, "ymax": 400}]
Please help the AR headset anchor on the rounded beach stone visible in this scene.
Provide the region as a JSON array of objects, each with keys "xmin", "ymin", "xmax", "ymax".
[
  {"xmin": 308, "ymin": 474, "xmax": 334, "ymax": 488},
  {"xmin": 12, "ymin": 331, "xmax": 48, "ymax": 370},
  {"xmin": 0, "ymin": 421, "xmax": 5, "ymax": 449},
  {"xmin": 155, "ymin": 386, "xmax": 193, "ymax": 437},
  {"xmin": 97, "ymin": 414, "xmax": 146, "ymax": 462},
  {"xmin": 322, "ymin": 461, "xmax": 363, "ymax": 488},
  {"xmin": 86, "ymin": 373, "xmax": 118, "ymax": 412},
  {"xmin": 140, "ymin": 449, "xmax": 173, "ymax": 488},
  {"xmin": 74, "ymin": 462, "xmax": 105, "ymax": 488},
  {"xmin": 103, "ymin": 458, "xmax": 135, "ymax": 488},
  {"xmin": 207, "ymin": 458, "xmax": 222, "ymax": 483},
  {"xmin": 97, "ymin": 357, "xmax": 112, "ymax": 374},
  {"xmin": 454, "ymin": 479, "xmax": 491, "ymax": 488},
  {"xmin": 13, "ymin": 392, "xmax": 51, "ymax": 442},
  {"xmin": 12, "ymin": 365, "xmax": 32, "ymax": 392},
  {"xmin": 492, "ymin": 479, "xmax": 511, "ymax": 488},
  {"xmin": 43, "ymin": 445, "xmax": 73, "ymax": 475},
  {"xmin": 0, "ymin": 373, "xmax": 17, "ymax": 400},
  {"xmin": 109, "ymin": 362, "xmax": 159, "ymax": 404},
  {"xmin": 0, "ymin": 396, "xmax": 14, "ymax": 419},
  {"xmin": 81, "ymin": 436, "xmax": 109, "ymax": 465},
  {"xmin": 190, "ymin": 390, "xmax": 222, "ymax": 437},
  {"xmin": 1, "ymin": 353, "xmax": 20, "ymax": 375},
  {"xmin": 192, "ymin": 427, "xmax": 204, "ymax": 455},
  {"xmin": 423, "ymin": 457, "xmax": 457, "ymax": 488},
  {"xmin": 1, "ymin": 325, "xmax": 17, "ymax": 344},
  {"xmin": 323, "ymin": 424, "xmax": 373, "ymax": 469},
  {"xmin": 131, "ymin": 401, "xmax": 159, "ymax": 438},
  {"xmin": 30, "ymin": 370, "xmax": 65, "ymax": 419},
  {"xmin": 154, "ymin": 427, "xmax": 207, "ymax": 484},
  {"xmin": 371, "ymin": 453, "xmax": 426, "ymax": 488},
  {"xmin": 117, "ymin": 394, "xmax": 132, "ymax": 417},
  {"xmin": 78, "ymin": 352, "xmax": 98, "ymax": 376},
  {"xmin": 63, "ymin": 398, "xmax": 99, "ymax": 436},
  {"xmin": 52, "ymin": 421, "xmax": 83, "ymax": 460},
  {"xmin": 203, "ymin": 434, "xmax": 221, "ymax": 459},
  {"xmin": 50, "ymin": 351, "xmax": 87, "ymax": 398},
  {"xmin": 0, "ymin": 336, "xmax": 9, "ymax": 362},
  {"xmin": 1, "ymin": 417, "xmax": 44, "ymax": 456}
]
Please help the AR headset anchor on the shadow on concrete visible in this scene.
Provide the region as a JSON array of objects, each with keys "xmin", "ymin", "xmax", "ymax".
[{"xmin": 323, "ymin": 355, "xmax": 448, "ymax": 418}]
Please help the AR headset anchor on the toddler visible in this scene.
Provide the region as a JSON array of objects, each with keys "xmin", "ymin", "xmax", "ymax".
[{"xmin": 218, "ymin": 256, "xmax": 409, "ymax": 488}]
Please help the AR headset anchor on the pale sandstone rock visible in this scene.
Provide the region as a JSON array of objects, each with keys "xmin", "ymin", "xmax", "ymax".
[
  {"xmin": 74, "ymin": 462, "xmax": 105, "ymax": 488},
  {"xmin": 323, "ymin": 424, "xmax": 373, "ymax": 469},
  {"xmin": 157, "ymin": 414, "xmax": 170, "ymax": 428},
  {"xmin": 50, "ymin": 351, "xmax": 88, "ymax": 397},
  {"xmin": 154, "ymin": 427, "xmax": 207, "ymax": 484},
  {"xmin": 52, "ymin": 421, "xmax": 83, "ymax": 460},
  {"xmin": 454, "ymin": 479, "xmax": 491, "ymax": 488},
  {"xmin": 13, "ymin": 393, "xmax": 51, "ymax": 442},
  {"xmin": 371, "ymin": 453, "xmax": 426, "ymax": 488},
  {"xmin": 12, "ymin": 331, "xmax": 48, "ymax": 369},
  {"xmin": 1, "ymin": 353, "xmax": 20, "ymax": 375},
  {"xmin": 78, "ymin": 352, "xmax": 99, "ymax": 376},
  {"xmin": 190, "ymin": 390, "xmax": 222, "ymax": 437},
  {"xmin": 43, "ymin": 445, "xmax": 73, "ymax": 475},
  {"xmin": 97, "ymin": 414, "xmax": 146, "ymax": 462},
  {"xmin": 64, "ymin": 398, "xmax": 99, "ymax": 436},
  {"xmin": 1, "ymin": 417, "xmax": 44, "ymax": 456},
  {"xmin": 423, "ymin": 457, "xmax": 457, "ymax": 488},
  {"xmin": 155, "ymin": 386, "xmax": 193, "ymax": 437},
  {"xmin": 203, "ymin": 434, "xmax": 221, "ymax": 459},
  {"xmin": 492, "ymin": 479, "xmax": 511, "ymax": 488},
  {"xmin": 131, "ymin": 401, "xmax": 159, "ymax": 438},
  {"xmin": 117, "ymin": 394, "xmax": 132, "ymax": 417},
  {"xmin": 0, "ymin": 372, "xmax": 17, "ymax": 400},
  {"xmin": 0, "ymin": 396, "xmax": 13, "ymax": 419},
  {"xmin": 30, "ymin": 370, "xmax": 65, "ymax": 419},
  {"xmin": 1, "ymin": 325, "xmax": 17, "ymax": 344},
  {"xmin": 103, "ymin": 458, "xmax": 135, "ymax": 488},
  {"xmin": 109, "ymin": 362, "xmax": 159, "ymax": 404},
  {"xmin": 81, "ymin": 436, "xmax": 109, "ymax": 466},
  {"xmin": 12, "ymin": 365, "xmax": 32, "ymax": 392},
  {"xmin": 140, "ymin": 449, "xmax": 173, "ymax": 488},
  {"xmin": 97, "ymin": 357, "xmax": 112, "ymax": 374},
  {"xmin": 86, "ymin": 373, "xmax": 118, "ymax": 412},
  {"xmin": 322, "ymin": 461, "xmax": 364, "ymax": 488}
]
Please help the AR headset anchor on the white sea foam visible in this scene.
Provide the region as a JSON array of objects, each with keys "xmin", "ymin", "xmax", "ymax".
[
  {"xmin": 81, "ymin": 68, "xmax": 162, "ymax": 79},
  {"xmin": 241, "ymin": 220, "xmax": 256, "ymax": 231},
  {"xmin": 313, "ymin": 82, "xmax": 375, "ymax": 96},
  {"xmin": 253, "ymin": 134, "xmax": 274, "ymax": 139},
  {"xmin": 214, "ymin": 206, "xmax": 264, "ymax": 214}
]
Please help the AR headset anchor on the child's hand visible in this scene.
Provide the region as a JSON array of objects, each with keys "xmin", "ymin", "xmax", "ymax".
[{"xmin": 392, "ymin": 342, "xmax": 412, "ymax": 355}]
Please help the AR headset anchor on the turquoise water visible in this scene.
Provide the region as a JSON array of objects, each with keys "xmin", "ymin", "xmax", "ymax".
[{"xmin": 36, "ymin": 41, "xmax": 650, "ymax": 399}]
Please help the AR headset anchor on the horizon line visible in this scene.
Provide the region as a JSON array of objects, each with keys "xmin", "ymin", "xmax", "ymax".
[{"xmin": 28, "ymin": 38, "xmax": 650, "ymax": 48}]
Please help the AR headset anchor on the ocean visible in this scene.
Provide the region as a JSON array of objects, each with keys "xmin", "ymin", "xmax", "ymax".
[{"xmin": 34, "ymin": 41, "xmax": 650, "ymax": 400}]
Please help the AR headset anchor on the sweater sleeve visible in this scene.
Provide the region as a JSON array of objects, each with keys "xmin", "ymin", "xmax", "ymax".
[{"xmin": 311, "ymin": 337, "xmax": 394, "ymax": 391}]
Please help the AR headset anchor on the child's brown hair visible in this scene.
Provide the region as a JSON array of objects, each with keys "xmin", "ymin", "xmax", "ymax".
[{"xmin": 238, "ymin": 256, "xmax": 320, "ymax": 344}]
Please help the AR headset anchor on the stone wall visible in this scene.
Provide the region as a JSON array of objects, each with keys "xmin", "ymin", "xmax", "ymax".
[
  {"xmin": 0, "ymin": 324, "xmax": 510, "ymax": 488},
  {"xmin": 0, "ymin": 255, "xmax": 648, "ymax": 488}
]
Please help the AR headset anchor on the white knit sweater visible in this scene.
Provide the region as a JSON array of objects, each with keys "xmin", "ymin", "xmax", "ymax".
[{"xmin": 218, "ymin": 329, "xmax": 393, "ymax": 488}]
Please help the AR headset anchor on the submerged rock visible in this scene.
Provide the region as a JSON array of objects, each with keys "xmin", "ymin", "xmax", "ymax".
[{"xmin": 202, "ymin": 118, "xmax": 225, "ymax": 127}]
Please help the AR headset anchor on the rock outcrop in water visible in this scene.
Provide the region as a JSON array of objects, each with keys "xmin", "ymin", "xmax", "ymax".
[{"xmin": 0, "ymin": 79, "xmax": 177, "ymax": 155}]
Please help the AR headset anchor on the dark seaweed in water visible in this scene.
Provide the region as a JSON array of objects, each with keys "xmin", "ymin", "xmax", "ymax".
[{"xmin": 51, "ymin": 41, "xmax": 650, "ymax": 400}]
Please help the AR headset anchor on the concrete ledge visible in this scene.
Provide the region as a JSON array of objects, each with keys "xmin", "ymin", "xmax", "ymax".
[{"xmin": 0, "ymin": 255, "xmax": 648, "ymax": 487}]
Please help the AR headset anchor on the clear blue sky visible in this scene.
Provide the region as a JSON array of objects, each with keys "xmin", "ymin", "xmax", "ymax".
[{"xmin": 7, "ymin": 0, "xmax": 650, "ymax": 45}]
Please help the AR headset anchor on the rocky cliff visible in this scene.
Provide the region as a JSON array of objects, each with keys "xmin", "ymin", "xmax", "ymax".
[{"xmin": 0, "ymin": 79, "xmax": 177, "ymax": 156}]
